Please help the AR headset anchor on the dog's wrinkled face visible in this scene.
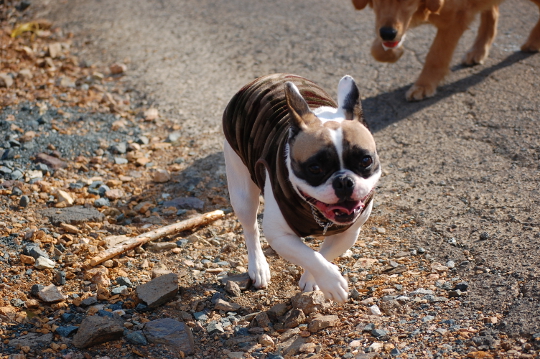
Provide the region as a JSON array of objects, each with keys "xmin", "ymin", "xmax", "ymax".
[{"xmin": 284, "ymin": 77, "xmax": 381, "ymax": 225}]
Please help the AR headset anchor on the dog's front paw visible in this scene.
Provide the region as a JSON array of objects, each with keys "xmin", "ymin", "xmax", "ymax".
[
  {"xmin": 313, "ymin": 263, "xmax": 349, "ymax": 303},
  {"xmin": 299, "ymin": 270, "xmax": 320, "ymax": 292},
  {"xmin": 406, "ymin": 83, "xmax": 437, "ymax": 102},
  {"xmin": 462, "ymin": 46, "xmax": 488, "ymax": 66},
  {"xmin": 521, "ymin": 40, "xmax": 540, "ymax": 53},
  {"xmin": 248, "ymin": 255, "xmax": 271, "ymax": 289}
]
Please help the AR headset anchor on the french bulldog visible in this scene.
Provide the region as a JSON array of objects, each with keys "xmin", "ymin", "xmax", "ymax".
[{"xmin": 222, "ymin": 73, "xmax": 381, "ymax": 302}]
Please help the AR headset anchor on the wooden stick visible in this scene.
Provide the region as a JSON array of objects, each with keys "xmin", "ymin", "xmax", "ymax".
[{"xmin": 89, "ymin": 209, "xmax": 225, "ymax": 267}]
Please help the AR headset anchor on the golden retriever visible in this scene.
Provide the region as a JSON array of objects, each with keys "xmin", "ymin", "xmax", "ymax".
[{"xmin": 351, "ymin": 0, "xmax": 540, "ymax": 101}]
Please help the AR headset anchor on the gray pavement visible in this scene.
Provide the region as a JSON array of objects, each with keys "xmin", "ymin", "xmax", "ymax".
[{"xmin": 37, "ymin": 0, "xmax": 540, "ymax": 337}]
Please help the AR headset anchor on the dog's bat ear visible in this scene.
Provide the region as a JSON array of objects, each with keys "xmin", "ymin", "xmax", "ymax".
[
  {"xmin": 285, "ymin": 82, "xmax": 317, "ymax": 130},
  {"xmin": 351, "ymin": 0, "xmax": 370, "ymax": 10},
  {"xmin": 425, "ymin": 0, "xmax": 444, "ymax": 13},
  {"xmin": 337, "ymin": 75, "xmax": 363, "ymax": 122}
]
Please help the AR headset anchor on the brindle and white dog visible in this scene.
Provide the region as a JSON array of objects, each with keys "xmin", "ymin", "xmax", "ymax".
[{"xmin": 223, "ymin": 74, "xmax": 381, "ymax": 302}]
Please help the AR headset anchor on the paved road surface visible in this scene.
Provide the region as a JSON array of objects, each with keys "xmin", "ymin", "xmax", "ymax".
[{"xmin": 37, "ymin": 0, "xmax": 540, "ymax": 337}]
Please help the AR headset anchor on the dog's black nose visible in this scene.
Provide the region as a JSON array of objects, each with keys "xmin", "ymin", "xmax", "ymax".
[
  {"xmin": 379, "ymin": 27, "xmax": 398, "ymax": 41},
  {"xmin": 333, "ymin": 174, "xmax": 355, "ymax": 199}
]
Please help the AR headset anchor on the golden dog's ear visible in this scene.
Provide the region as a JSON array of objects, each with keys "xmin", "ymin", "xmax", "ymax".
[
  {"xmin": 425, "ymin": 0, "xmax": 444, "ymax": 13},
  {"xmin": 351, "ymin": 0, "xmax": 371, "ymax": 10}
]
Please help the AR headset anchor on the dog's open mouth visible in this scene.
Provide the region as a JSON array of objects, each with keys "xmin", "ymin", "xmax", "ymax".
[
  {"xmin": 382, "ymin": 34, "xmax": 406, "ymax": 51},
  {"xmin": 301, "ymin": 192, "xmax": 371, "ymax": 225}
]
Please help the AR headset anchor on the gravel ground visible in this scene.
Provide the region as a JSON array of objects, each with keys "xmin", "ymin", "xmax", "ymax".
[{"xmin": 1, "ymin": 1, "xmax": 540, "ymax": 358}]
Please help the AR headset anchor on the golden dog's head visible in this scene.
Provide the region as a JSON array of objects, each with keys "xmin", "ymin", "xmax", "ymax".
[{"xmin": 352, "ymin": 0, "xmax": 444, "ymax": 62}]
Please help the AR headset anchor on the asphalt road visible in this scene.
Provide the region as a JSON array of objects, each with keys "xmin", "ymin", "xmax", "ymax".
[{"xmin": 37, "ymin": 0, "xmax": 540, "ymax": 338}]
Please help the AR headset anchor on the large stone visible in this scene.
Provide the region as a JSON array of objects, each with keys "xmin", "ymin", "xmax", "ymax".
[
  {"xmin": 136, "ymin": 273, "xmax": 179, "ymax": 308},
  {"xmin": 143, "ymin": 318, "xmax": 195, "ymax": 355},
  {"xmin": 291, "ymin": 291, "xmax": 330, "ymax": 314},
  {"xmin": 40, "ymin": 206, "xmax": 104, "ymax": 225},
  {"xmin": 8, "ymin": 333, "xmax": 53, "ymax": 349},
  {"xmin": 72, "ymin": 315, "xmax": 124, "ymax": 348}
]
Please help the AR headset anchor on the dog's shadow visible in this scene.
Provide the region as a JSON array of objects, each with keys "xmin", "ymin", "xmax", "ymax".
[{"xmin": 362, "ymin": 51, "xmax": 534, "ymax": 132}]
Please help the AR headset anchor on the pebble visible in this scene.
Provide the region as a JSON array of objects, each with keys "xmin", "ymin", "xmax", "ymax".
[
  {"xmin": 308, "ymin": 314, "xmax": 339, "ymax": 332},
  {"xmin": 55, "ymin": 189, "xmax": 74, "ymax": 206},
  {"xmin": 153, "ymin": 169, "xmax": 171, "ymax": 183},
  {"xmin": 34, "ymin": 256, "xmax": 56, "ymax": 269},
  {"xmin": 144, "ymin": 108, "xmax": 159, "ymax": 121},
  {"xmin": 291, "ymin": 291, "xmax": 329, "ymax": 314},
  {"xmin": 72, "ymin": 315, "xmax": 124, "ymax": 348},
  {"xmin": 225, "ymin": 280, "xmax": 242, "ymax": 297},
  {"xmin": 259, "ymin": 333, "xmax": 274, "ymax": 346},
  {"xmin": 94, "ymin": 197, "xmax": 110, "ymax": 207},
  {"xmin": 36, "ymin": 284, "xmax": 66, "ymax": 303},
  {"xmin": 214, "ymin": 298, "xmax": 241, "ymax": 312},
  {"xmin": 136, "ymin": 273, "xmax": 179, "ymax": 308},
  {"xmin": 369, "ymin": 304, "xmax": 382, "ymax": 316},
  {"xmin": 283, "ymin": 308, "xmax": 306, "ymax": 328},
  {"xmin": 19, "ymin": 195, "xmax": 30, "ymax": 207},
  {"xmin": 110, "ymin": 62, "xmax": 127, "ymax": 75},
  {"xmin": 372, "ymin": 328, "xmax": 388, "ymax": 338}
]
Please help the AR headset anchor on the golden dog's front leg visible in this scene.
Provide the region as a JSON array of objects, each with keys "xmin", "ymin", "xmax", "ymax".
[
  {"xmin": 463, "ymin": 6, "xmax": 499, "ymax": 65},
  {"xmin": 521, "ymin": 0, "xmax": 540, "ymax": 52},
  {"xmin": 406, "ymin": 22, "xmax": 470, "ymax": 101}
]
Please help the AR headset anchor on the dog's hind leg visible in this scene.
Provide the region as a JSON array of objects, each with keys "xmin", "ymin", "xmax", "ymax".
[
  {"xmin": 521, "ymin": 0, "xmax": 540, "ymax": 52},
  {"xmin": 224, "ymin": 141, "xmax": 271, "ymax": 288},
  {"xmin": 463, "ymin": 5, "xmax": 499, "ymax": 65}
]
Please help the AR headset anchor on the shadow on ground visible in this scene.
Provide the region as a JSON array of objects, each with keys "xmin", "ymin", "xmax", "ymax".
[{"xmin": 363, "ymin": 51, "xmax": 534, "ymax": 132}]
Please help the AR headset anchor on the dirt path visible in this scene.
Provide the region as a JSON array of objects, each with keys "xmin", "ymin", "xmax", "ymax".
[{"xmin": 26, "ymin": 0, "xmax": 540, "ymax": 355}]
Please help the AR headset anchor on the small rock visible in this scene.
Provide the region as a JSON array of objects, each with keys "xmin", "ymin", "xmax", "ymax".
[
  {"xmin": 35, "ymin": 153, "xmax": 67, "ymax": 170},
  {"xmin": 19, "ymin": 195, "xmax": 30, "ymax": 207},
  {"xmin": 372, "ymin": 328, "xmax": 388, "ymax": 338},
  {"xmin": 291, "ymin": 291, "xmax": 330, "ymax": 314},
  {"xmin": 72, "ymin": 315, "xmax": 124, "ymax": 348},
  {"xmin": 283, "ymin": 308, "xmax": 306, "ymax": 329},
  {"xmin": 94, "ymin": 198, "xmax": 110, "ymax": 207},
  {"xmin": 268, "ymin": 302, "xmax": 290, "ymax": 320},
  {"xmin": 259, "ymin": 333, "xmax": 274, "ymax": 346},
  {"xmin": 207, "ymin": 321, "xmax": 225, "ymax": 334},
  {"xmin": 225, "ymin": 280, "xmax": 242, "ymax": 297},
  {"xmin": 308, "ymin": 314, "xmax": 339, "ymax": 332},
  {"xmin": 34, "ymin": 257, "xmax": 56, "ymax": 269},
  {"xmin": 20, "ymin": 254, "xmax": 35, "ymax": 265},
  {"xmin": 53, "ymin": 270, "xmax": 66, "ymax": 286},
  {"xmin": 253, "ymin": 311, "xmax": 272, "ymax": 329},
  {"xmin": 55, "ymin": 189, "xmax": 74, "ymax": 206},
  {"xmin": 214, "ymin": 298, "xmax": 241, "ymax": 312},
  {"xmin": 36, "ymin": 284, "xmax": 66, "ymax": 303},
  {"xmin": 8, "ymin": 333, "xmax": 53, "ymax": 350},
  {"xmin": 153, "ymin": 169, "xmax": 171, "ymax": 183},
  {"xmin": 144, "ymin": 108, "xmax": 159, "ymax": 121},
  {"xmin": 48, "ymin": 42, "xmax": 62, "ymax": 58},
  {"xmin": 60, "ymin": 222, "xmax": 80, "ymax": 234},
  {"xmin": 136, "ymin": 273, "xmax": 179, "ymax": 308},
  {"xmin": 110, "ymin": 62, "xmax": 127, "ymax": 75},
  {"xmin": 220, "ymin": 273, "xmax": 252, "ymax": 290},
  {"xmin": 143, "ymin": 318, "xmax": 195, "ymax": 355},
  {"xmin": 147, "ymin": 242, "xmax": 177, "ymax": 252},
  {"xmin": 369, "ymin": 304, "xmax": 382, "ymax": 316},
  {"xmin": 0, "ymin": 73, "xmax": 14, "ymax": 88}
]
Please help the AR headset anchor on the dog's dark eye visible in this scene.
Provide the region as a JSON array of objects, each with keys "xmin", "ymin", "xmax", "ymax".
[
  {"xmin": 308, "ymin": 164, "xmax": 323, "ymax": 174},
  {"xmin": 360, "ymin": 156, "xmax": 373, "ymax": 168}
]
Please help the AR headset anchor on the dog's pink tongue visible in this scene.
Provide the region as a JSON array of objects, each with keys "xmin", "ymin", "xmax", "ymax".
[
  {"xmin": 383, "ymin": 41, "xmax": 400, "ymax": 48},
  {"xmin": 315, "ymin": 201, "xmax": 363, "ymax": 223}
]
